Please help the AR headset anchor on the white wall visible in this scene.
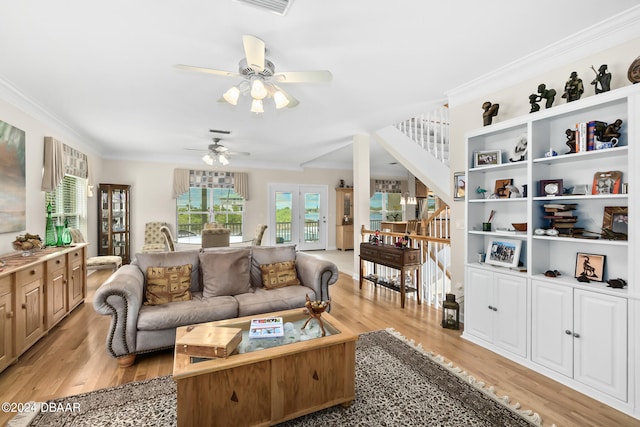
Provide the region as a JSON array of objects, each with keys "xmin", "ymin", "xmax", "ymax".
[
  {"xmin": 0, "ymin": 97, "xmax": 101, "ymax": 256},
  {"xmin": 448, "ymin": 36, "xmax": 640, "ymax": 298},
  {"xmin": 99, "ymin": 159, "xmax": 350, "ymax": 254}
]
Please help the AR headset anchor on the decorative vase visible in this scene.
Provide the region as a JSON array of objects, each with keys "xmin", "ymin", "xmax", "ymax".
[
  {"xmin": 45, "ymin": 203, "xmax": 56, "ymax": 247},
  {"xmin": 55, "ymin": 225, "xmax": 64, "ymax": 247},
  {"xmin": 62, "ymin": 218, "xmax": 72, "ymax": 245}
]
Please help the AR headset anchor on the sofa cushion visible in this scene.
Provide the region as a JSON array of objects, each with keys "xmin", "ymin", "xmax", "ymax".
[
  {"xmin": 260, "ymin": 260, "xmax": 300, "ymax": 289},
  {"xmin": 135, "ymin": 251, "xmax": 201, "ymax": 293},
  {"xmin": 137, "ymin": 292, "xmax": 238, "ymax": 331},
  {"xmin": 235, "ymin": 286, "xmax": 316, "ymax": 317},
  {"xmin": 200, "ymin": 248, "xmax": 251, "ymax": 297},
  {"xmin": 145, "ymin": 264, "xmax": 192, "ymax": 305},
  {"xmin": 250, "ymin": 245, "xmax": 297, "ymax": 288}
]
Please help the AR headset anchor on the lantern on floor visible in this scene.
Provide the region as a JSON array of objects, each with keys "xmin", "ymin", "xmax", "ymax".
[{"xmin": 441, "ymin": 293, "xmax": 460, "ymax": 330}]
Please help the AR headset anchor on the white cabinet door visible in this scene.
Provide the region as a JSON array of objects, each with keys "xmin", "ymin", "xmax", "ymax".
[
  {"xmin": 465, "ymin": 267, "xmax": 527, "ymax": 357},
  {"xmin": 493, "ymin": 273, "xmax": 527, "ymax": 357},
  {"xmin": 574, "ymin": 290, "xmax": 627, "ymax": 401},
  {"xmin": 531, "ymin": 280, "xmax": 573, "ymax": 377},
  {"xmin": 465, "ymin": 267, "xmax": 494, "ymax": 342}
]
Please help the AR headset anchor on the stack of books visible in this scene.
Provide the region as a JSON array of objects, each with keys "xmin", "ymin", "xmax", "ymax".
[{"xmin": 543, "ymin": 203, "xmax": 583, "ymax": 237}]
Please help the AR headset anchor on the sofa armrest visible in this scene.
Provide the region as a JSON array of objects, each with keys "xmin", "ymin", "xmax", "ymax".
[
  {"xmin": 295, "ymin": 252, "xmax": 339, "ymax": 310},
  {"xmin": 92, "ymin": 265, "xmax": 144, "ymax": 358}
]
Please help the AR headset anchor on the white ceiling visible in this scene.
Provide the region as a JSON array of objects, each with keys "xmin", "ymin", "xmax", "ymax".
[{"xmin": 1, "ymin": 1, "xmax": 638, "ymax": 175}]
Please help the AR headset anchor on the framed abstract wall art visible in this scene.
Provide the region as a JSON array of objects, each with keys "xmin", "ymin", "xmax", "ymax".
[{"xmin": 0, "ymin": 119, "xmax": 26, "ymax": 233}]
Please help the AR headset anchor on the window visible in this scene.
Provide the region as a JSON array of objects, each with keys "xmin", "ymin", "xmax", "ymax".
[
  {"xmin": 45, "ymin": 175, "xmax": 88, "ymax": 235},
  {"xmin": 370, "ymin": 192, "xmax": 401, "ymax": 229},
  {"xmin": 176, "ymin": 187, "xmax": 244, "ymax": 243}
]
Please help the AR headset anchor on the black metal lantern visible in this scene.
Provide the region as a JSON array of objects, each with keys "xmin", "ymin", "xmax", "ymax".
[{"xmin": 441, "ymin": 294, "xmax": 460, "ymax": 330}]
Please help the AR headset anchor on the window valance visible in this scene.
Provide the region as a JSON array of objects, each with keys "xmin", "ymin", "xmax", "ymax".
[
  {"xmin": 172, "ymin": 168, "xmax": 249, "ymax": 200},
  {"xmin": 370, "ymin": 179, "xmax": 407, "ymax": 194},
  {"xmin": 41, "ymin": 136, "xmax": 88, "ymax": 192}
]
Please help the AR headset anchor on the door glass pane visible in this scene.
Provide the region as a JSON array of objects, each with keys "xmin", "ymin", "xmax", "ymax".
[
  {"xmin": 275, "ymin": 191, "xmax": 292, "ymax": 244},
  {"xmin": 304, "ymin": 192, "xmax": 320, "ymax": 243}
]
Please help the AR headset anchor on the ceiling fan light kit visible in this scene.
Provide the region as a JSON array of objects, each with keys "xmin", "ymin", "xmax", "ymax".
[{"xmin": 177, "ymin": 34, "xmax": 331, "ymax": 114}]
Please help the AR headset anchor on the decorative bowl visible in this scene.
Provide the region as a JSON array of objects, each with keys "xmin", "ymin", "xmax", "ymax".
[{"xmin": 512, "ymin": 223, "xmax": 527, "ymax": 232}]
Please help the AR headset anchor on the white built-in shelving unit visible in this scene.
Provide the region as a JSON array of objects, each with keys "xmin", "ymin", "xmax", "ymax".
[{"xmin": 463, "ymin": 84, "xmax": 639, "ymax": 419}]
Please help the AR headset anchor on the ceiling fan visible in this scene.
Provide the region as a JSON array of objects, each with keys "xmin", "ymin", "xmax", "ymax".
[
  {"xmin": 186, "ymin": 137, "xmax": 250, "ymax": 166},
  {"xmin": 175, "ymin": 35, "xmax": 332, "ymax": 112}
]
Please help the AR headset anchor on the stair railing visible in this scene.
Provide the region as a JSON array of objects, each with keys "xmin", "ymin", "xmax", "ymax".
[{"xmin": 395, "ymin": 105, "xmax": 450, "ymax": 166}]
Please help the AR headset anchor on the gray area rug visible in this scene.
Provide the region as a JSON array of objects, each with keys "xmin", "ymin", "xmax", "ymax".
[{"xmin": 10, "ymin": 329, "xmax": 543, "ymax": 426}]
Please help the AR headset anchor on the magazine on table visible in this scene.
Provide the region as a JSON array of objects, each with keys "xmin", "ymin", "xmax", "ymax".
[{"xmin": 249, "ymin": 316, "xmax": 284, "ymax": 338}]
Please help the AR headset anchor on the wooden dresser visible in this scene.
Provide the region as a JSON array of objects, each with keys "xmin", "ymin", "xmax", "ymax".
[
  {"xmin": 359, "ymin": 242, "xmax": 421, "ymax": 308},
  {"xmin": 0, "ymin": 244, "xmax": 87, "ymax": 373}
]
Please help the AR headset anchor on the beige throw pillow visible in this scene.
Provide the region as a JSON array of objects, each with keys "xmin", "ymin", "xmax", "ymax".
[
  {"xmin": 145, "ymin": 264, "xmax": 192, "ymax": 305},
  {"xmin": 200, "ymin": 248, "xmax": 251, "ymax": 297},
  {"xmin": 260, "ymin": 260, "xmax": 301, "ymax": 289}
]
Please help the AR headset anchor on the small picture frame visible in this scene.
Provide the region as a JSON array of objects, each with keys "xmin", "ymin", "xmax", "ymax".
[
  {"xmin": 539, "ymin": 179, "xmax": 563, "ymax": 197},
  {"xmin": 494, "ymin": 178, "xmax": 513, "ymax": 198},
  {"xmin": 485, "ymin": 238, "xmax": 522, "ymax": 268},
  {"xmin": 575, "ymin": 253, "xmax": 605, "ymax": 282},
  {"xmin": 592, "ymin": 171, "xmax": 622, "ymax": 194},
  {"xmin": 602, "ymin": 206, "xmax": 628, "ymax": 239},
  {"xmin": 454, "ymin": 171, "xmax": 466, "ymax": 201},
  {"xmin": 474, "ymin": 150, "xmax": 502, "ymax": 168}
]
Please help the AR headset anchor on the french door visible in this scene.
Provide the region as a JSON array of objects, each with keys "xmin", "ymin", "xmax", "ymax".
[{"xmin": 268, "ymin": 184, "xmax": 327, "ymax": 250}]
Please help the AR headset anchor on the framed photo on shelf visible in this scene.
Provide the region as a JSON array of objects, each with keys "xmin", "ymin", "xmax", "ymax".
[
  {"xmin": 592, "ymin": 171, "xmax": 622, "ymax": 194},
  {"xmin": 454, "ymin": 171, "xmax": 466, "ymax": 201},
  {"xmin": 485, "ymin": 238, "xmax": 522, "ymax": 268},
  {"xmin": 474, "ymin": 150, "xmax": 501, "ymax": 168},
  {"xmin": 602, "ymin": 206, "xmax": 628, "ymax": 239},
  {"xmin": 539, "ymin": 179, "xmax": 563, "ymax": 196},
  {"xmin": 575, "ymin": 253, "xmax": 605, "ymax": 282},
  {"xmin": 494, "ymin": 178, "xmax": 513, "ymax": 198}
]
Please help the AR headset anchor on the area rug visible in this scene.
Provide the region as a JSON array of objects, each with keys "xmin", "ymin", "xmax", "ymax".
[{"xmin": 10, "ymin": 329, "xmax": 544, "ymax": 427}]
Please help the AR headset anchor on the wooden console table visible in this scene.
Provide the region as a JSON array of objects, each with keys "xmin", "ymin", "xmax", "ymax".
[{"xmin": 359, "ymin": 243, "xmax": 421, "ymax": 308}]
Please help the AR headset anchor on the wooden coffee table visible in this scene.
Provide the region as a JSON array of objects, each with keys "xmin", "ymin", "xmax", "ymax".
[{"xmin": 173, "ymin": 308, "xmax": 358, "ymax": 427}]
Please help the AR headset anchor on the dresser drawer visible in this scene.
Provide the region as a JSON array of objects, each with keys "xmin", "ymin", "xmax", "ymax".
[{"xmin": 16, "ymin": 265, "xmax": 44, "ymax": 283}]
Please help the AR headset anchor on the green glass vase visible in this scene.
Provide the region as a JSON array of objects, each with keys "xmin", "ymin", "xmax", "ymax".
[
  {"xmin": 45, "ymin": 203, "xmax": 57, "ymax": 247},
  {"xmin": 55, "ymin": 225, "xmax": 64, "ymax": 247},
  {"xmin": 62, "ymin": 218, "xmax": 72, "ymax": 245}
]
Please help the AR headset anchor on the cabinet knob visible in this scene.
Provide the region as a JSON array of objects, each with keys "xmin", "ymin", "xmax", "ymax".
[
  {"xmin": 487, "ymin": 305, "xmax": 493, "ymax": 310},
  {"xmin": 573, "ymin": 333, "xmax": 580, "ymax": 338},
  {"xmin": 6, "ymin": 312, "xmax": 12, "ymax": 319},
  {"xmin": 30, "ymin": 270, "xmax": 36, "ymax": 275},
  {"xmin": 492, "ymin": 307, "xmax": 497, "ymax": 311},
  {"xmin": 56, "ymin": 259, "xmax": 61, "ymax": 264},
  {"xmin": 21, "ymin": 303, "xmax": 26, "ymax": 309},
  {"xmin": 565, "ymin": 330, "xmax": 572, "ymax": 335}
]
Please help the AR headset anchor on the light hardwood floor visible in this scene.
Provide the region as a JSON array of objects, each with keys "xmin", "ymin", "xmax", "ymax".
[{"xmin": 0, "ymin": 269, "xmax": 638, "ymax": 427}]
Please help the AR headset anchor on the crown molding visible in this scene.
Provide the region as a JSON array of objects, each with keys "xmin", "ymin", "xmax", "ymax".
[
  {"xmin": 446, "ymin": 5, "xmax": 640, "ymax": 107},
  {"xmin": 0, "ymin": 74, "xmax": 101, "ymax": 154}
]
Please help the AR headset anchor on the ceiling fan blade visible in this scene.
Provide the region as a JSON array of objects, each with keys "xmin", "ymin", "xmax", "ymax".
[
  {"xmin": 175, "ymin": 64, "xmax": 240, "ymax": 78},
  {"xmin": 227, "ymin": 151, "xmax": 250, "ymax": 156},
  {"xmin": 242, "ymin": 35, "xmax": 265, "ymax": 72},
  {"xmin": 273, "ymin": 70, "xmax": 333, "ymax": 83}
]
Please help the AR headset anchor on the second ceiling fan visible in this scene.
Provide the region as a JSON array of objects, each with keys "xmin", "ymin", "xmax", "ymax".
[{"xmin": 176, "ymin": 35, "xmax": 332, "ymax": 112}]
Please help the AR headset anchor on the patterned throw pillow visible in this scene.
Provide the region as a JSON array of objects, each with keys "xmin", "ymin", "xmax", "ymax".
[
  {"xmin": 260, "ymin": 260, "xmax": 300, "ymax": 289},
  {"xmin": 145, "ymin": 264, "xmax": 193, "ymax": 305}
]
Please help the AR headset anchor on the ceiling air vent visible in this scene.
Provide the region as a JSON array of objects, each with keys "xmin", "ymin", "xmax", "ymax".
[{"xmin": 233, "ymin": 0, "xmax": 293, "ymax": 15}]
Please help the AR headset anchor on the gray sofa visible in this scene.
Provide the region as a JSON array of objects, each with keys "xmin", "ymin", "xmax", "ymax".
[{"xmin": 93, "ymin": 245, "xmax": 339, "ymax": 366}]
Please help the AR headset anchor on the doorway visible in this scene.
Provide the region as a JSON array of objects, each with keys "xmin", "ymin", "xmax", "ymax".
[{"xmin": 267, "ymin": 184, "xmax": 328, "ymax": 250}]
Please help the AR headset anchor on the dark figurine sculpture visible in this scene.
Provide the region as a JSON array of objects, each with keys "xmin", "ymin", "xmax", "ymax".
[
  {"xmin": 590, "ymin": 64, "xmax": 611, "ymax": 94},
  {"xmin": 565, "ymin": 128, "xmax": 577, "ymax": 153},
  {"xmin": 482, "ymin": 101, "xmax": 499, "ymax": 126},
  {"xmin": 607, "ymin": 278, "xmax": 627, "ymax": 289},
  {"xmin": 562, "ymin": 71, "xmax": 584, "ymax": 102},
  {"xmin": 537, "ymin": 84, "xmax": 556, "ymax": 108},
  {"xmin": 528, "ymin": 93, "xmax": 540, "ymax": 113},
  {"xmin": 594, "ymin": 119, "xmax": 623, "ymax": 142}
]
